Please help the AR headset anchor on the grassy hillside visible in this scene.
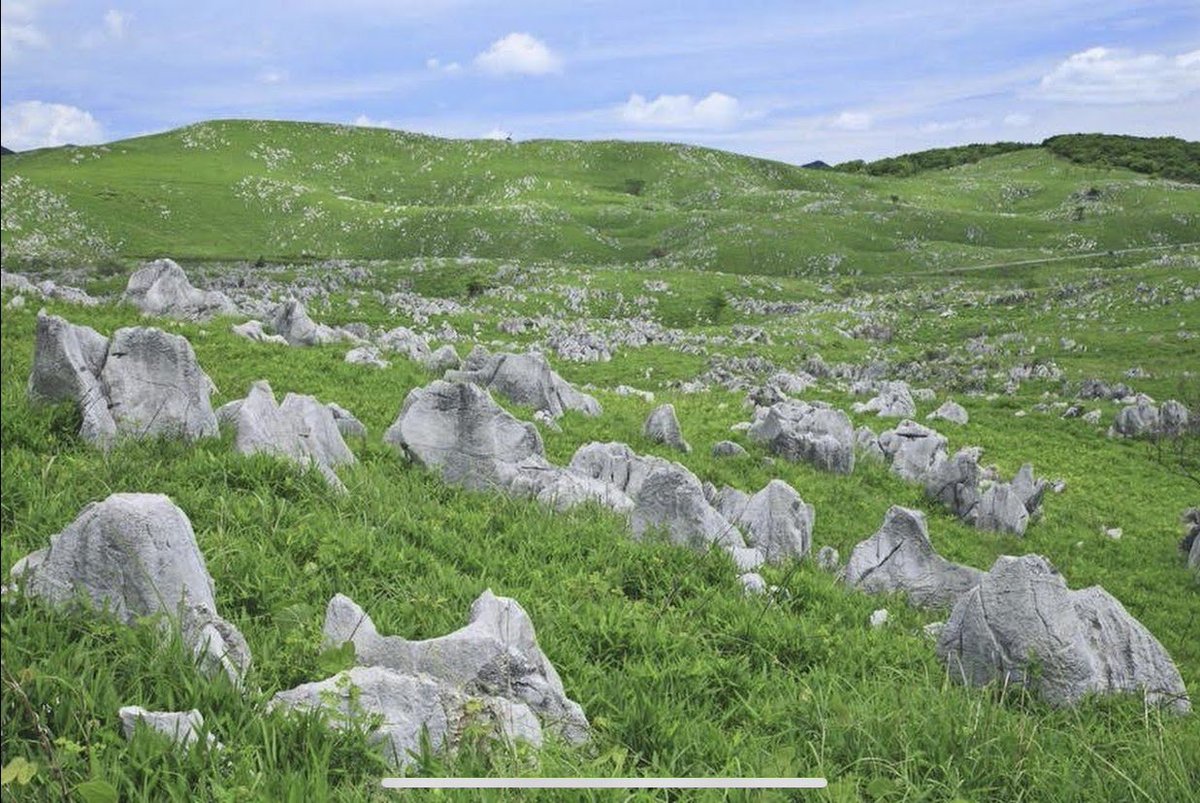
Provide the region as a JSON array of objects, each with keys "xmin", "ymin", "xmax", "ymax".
[{"xmin": 1, "ymin": 120, "xmax": 1196, "ymax": 273}]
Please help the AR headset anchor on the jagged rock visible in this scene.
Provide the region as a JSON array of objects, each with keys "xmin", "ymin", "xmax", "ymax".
[
  {"xmin": 976, "ymin": 483, "xmax": 1030, "ymax": 535},
  {"xmin": 345, "ymin": 346, "xmax": 391, "ymax": 369},
  {"xmin": 328, "ymin": 402, "xmax": 366, "ymax": 438},
  {"xmin": 322, "ymin": 592, "xmax": 589, "ymax": 745},
  {"xmin": 878, "ymin": 420, "xmax": 947, "ymax": 482},
  {"xmin": 937, "ymin": 555, "xmax": 1189, "ymax": 712},
  {"xmin": 225, "ymin": 381, "xmax": 353, "ymax": 491},
  {"xmin": 927, "ymin": 400, "xmax": 969, "ymax": 425},
  {"xmin": 711, "ymin": 440, "xmax": 748, "ymax": 458},
  {"xmin": 26, "ymin": 312, "xmax": 116, "ymax": 445},
  {"xmin": 1161, "ymin": 400, "xmax": 1190, "ymax": 436},
  {"xmin": 271, "ymin": 299, "xmax": 340, "ymax": 346},
  {"xmin": 747, "ymin": 400, "xmax": 855, "ymax": 475},
  {"xmin": 715, "ymin": 480, "xmax": 813, "ymax": 563},
  {"xmin": 122, "ymin": 259, "xmax": 236, "ymax": 320},
  {"xmin": 844, "ymin": 506, "xmax": 983, "ymax": 608},
  {"xmin": 446, "ymin": 347, "xmax": 601, "ymax": 419},
  {"xmin": 853, "ymin": 426, "xmax": 885, "ymax": 462},
  {"xmin": 569, "ymin": 442, "xmax": 745, "ymax": 551},
  {"xmin": 101, "ymin": 327, "xmax": 218, "ymax": 441},
  {"xmin": 924, "ymin": 448, "xmax": 983, "ymax": 523},
  {"xmin": 271, "ymin": 665, "xmax": 541, "ymax": 769},
  {"xmin": 643, "ymin": 404, "xmax": 691, "ymax": 453},
  {"xmin": 424, "ymin": 344, "xmax": 461, "ymax": 373},
  {"xmin": 231, "ymin": 320, "xmax": 287, "ymax": 345},
  {"xmin": 817, "ymin": 545, "xmax": 840, "ymax": 572},
  {"xmin": 378, "ymin": 326, "xmax": 431, "ymax": 361},
  {"xmin": 119, "ymin": 707, "xmax": 217, "ymax": 750},
  {"xmin": 852, "ymin": 381, "xmax": 916, "ymax": 418},
  {"xmin": 1109, "ymin": 395, "xmax": 1160, "ymax": 438},
  {"xmin": 7, "ymin": 494, "xmax": 250, "ymax": 683}
]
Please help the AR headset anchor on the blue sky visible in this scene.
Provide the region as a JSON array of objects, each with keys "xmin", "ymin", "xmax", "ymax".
[{"xmin": 2, "ymin": 0, "xmax": 1197, "ymax": 163}]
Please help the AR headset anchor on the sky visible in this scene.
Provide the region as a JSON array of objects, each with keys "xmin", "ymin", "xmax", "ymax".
[{"xmin": 1, "ymin": 0, "xmax": 1198, "ymax": 164}]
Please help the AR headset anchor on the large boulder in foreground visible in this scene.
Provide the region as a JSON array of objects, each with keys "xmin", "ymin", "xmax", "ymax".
[
  {"xmin": 7, "ymin": 494, "xmax": 250, "ymax": 684},
  {"xmin": 747, "ymin": 400, "xmax": 855, "ymax": 475},
  {"xmin": 937, "ymin": 555, "xmax": 1189, "ymax": 712},
  {"xmin": 101, "ymin": 326, "xmax": 218, "ymax": 441},
  {"xmin": 844, "ymin": 506, "xmax": 982, "ymax": 608},
  {"xmin": 122, "ymin": 259, "xmax": 236, "ymax": 320},
  {"xmin": 323, "ymin": 592, "xmax": 589, "ymax": 744},
  {"xmin": 27, "ymin": 312, "xmax": 116, "ymax": 445},
  {"xmin": 445, "ymin": 347, "xmax": 601, "ymax": 419}
]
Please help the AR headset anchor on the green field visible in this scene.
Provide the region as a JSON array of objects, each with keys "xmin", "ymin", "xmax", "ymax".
[{"xmin": 1, "ymin": 123, "xmax": 1198, "ymax": 802}]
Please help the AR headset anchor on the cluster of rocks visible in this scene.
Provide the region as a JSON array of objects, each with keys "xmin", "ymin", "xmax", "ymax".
[
  {"xmin": 1108, "ymin": 395, "xmax": 1191, "ymax": 439},
  {"xmin": 851, "ymin": 381, "xmax": 916, "ymax": 418},
  {"xmin": 859, "ymin": 419, "xmax": 1047, "ymax": 535},
  {"xmin": 122, "ymin": 259, "xmax": 237, "ymax": 320},
  {"xmin": 842, "ymin": 507, "xmax": 1190, "ymax": 712},
  {"xmin": 746, "ymin": 400, "xmax": 856, "ymax": 475},
  {"xmin": 446, "ymin": 347, "xmax": 600, "ymax": 419},
  {"xmin": 28, "ymin": 312, "xmax": 218, "ymax": 447},
  {"xmin": 270, "ymin": 592, "xmax": 590, "ymax": 768},
  {"xmin": 2, "ymin": 270, "xmax": 99, "ymax": 308}
]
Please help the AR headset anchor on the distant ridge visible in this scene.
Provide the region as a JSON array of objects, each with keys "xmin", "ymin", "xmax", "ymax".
[
  {"xmin": 802, "ymin": 160, "xmax": 831, "ymax": 170},
  {"xmin": 0, "ymin": 146, "xmax": 14, "ymax": 156}
]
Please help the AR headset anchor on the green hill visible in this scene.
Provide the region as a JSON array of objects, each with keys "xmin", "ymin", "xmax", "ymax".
[{"xmin": 2, "ymin": 120, "xmax": 1196, "ymax": 273}]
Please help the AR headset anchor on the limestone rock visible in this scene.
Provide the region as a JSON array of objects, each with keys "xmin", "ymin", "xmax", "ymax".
[
  {"xmin": 26, "ymin": 312, "xmax": 116, "ymax": 445},
  {"xmin": 716, "ymin": 480, "xmax": 813, "ymax": 563},
  {"xmin": 231, "ymin": 320, "xmax": 287, "ymax": 345},
  {"xmin": 122, "ymin": 259, "xmax": 236, "ymax": 320},
  {"xmin": 271, "ymin": 299, "xmax": 340, "ymax": 346},
  {"xmin": 927, "ymin": 400, "xmax": 969, "ymax": 425},
  {"xmin": 852, "ymin": 381, "xmax": 916, "ymax": 418},
  {"xmin": 878, "ymin": 420, "xmax": 947, "ymax": 482},
  {"xmin": 747, "ymin": 400, "xmax": 855, "ymax": 475},
  {"xmin": 711, "ymin": 440, "xmax": 748, "ymax": 458},
  {"xmin": 445, "ymin": 347, "xmax": 601, "ymax": 419},
  {"xmin": 119, "ymin": 706, "xmax": 217, "ymax": 750},
  {"xmin": 643, "ymin": 404, "xmax": 691, "ymax": 453}
]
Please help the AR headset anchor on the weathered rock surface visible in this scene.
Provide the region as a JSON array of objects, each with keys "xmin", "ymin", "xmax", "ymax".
[
  {"xmin": 122, "ymin": 259, "xmax": 236, "ymax": 320},
  {"xmin": 377, "ymin": 326, "xmax": 431, "ymax": 361},
  {"xmin": 328, "ymin": 402, "xmax": 366, "ymax": 438},
  {"xmin": 1109, "ymin": 395, "xmax": 1160, "ymax": 438},
  {"xmin": 715, "ymin": 480, "xmax": 813, "ymax": 563},
  {"xmin": 231, "ymin": 320, "xmax": 287, "ymax": 345},
  {"xmin": 119, "ymin": 706, "xmax": 217, "ymax": 749},
  {"xmin": 271, "ymin": 299, "xmax": 340, "ymax": 346},
  {"xmin": 927, "ymin": 400, "xmax": 969, "ymax": 425},
  {"xmin": 27, "ymin": 312, "xmax": 116, "ymax": 445},
  {"xmin": 424, "ymin": 344, "xmax": 462, "ymax": 373},
  {"xmin": 878, "ymin": 420, "xmax": 948, "ymax": 482},
  {"xmin": 224, "ymin": 381, "xmax": 354, "ymax": 490},
  {"xmin": 852, "ymin": 381, "xmax": 916, "ymax": 418},
  {"xmin": 101, "ymin": 327, "xmax": 219, "ymax": 441},
  {"xmin": 923, "ymin": 448, "xmax": 983, "ymax": 523},
  {"xmin": 844, "ymin": 506, "xmax": 982, "ymax": 608},
  {"xmin": 747, "ymin": 400, "xmax": 855, "ymax": 475},
  {"xmin": 711, "ymin": 440, "xmax": 748, "ymax": 458},
  {"xmin": 323, "ymin": 592, "xmax": 589, "ymax": 744},
  {"xmin": 937, "ymin": 555, "xmax": 1189, "ymax": 712},
  {"xmin": 345, "ymin": 345, "xmax": 390, "ymax": 369},
  {"xmin": 8, "ymin": 494, "xmax": 250, "ymax": 684},
  {"xmin": 643, "ymin": 404, "xmax": 691, "ymax": 453},
  {"xmin": 445, "ymin": 347, "xmax": 601, "ymax": 419}
]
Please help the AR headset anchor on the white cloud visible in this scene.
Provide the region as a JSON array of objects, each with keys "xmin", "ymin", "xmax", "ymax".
[
  {"xmin": 829, "ymin": 111, "xmax": 872, "ymax": 131},
  {"xmin": 1, "ymin": 2, "xmax": 48, "ymax": 59},
  {"xmin": 918, "ymin": 117, "xmax": 989, "ymax": 134},
  {"xmin": 1, "ymin": 101, "xmax": 104, "ymax": 150},
  {"xmin": 1038, "ymin": 47, "xmax": 1200, "ymax": 104},
  {"xmin": 1003, "ymin": 112, "xmax": 1032, "ymax": 127},
  {"xmin": 426, "ymin": 57, "xmax": 461, "ymax": 73},
  {"xmin": 474, "ymin": 33, "xmax": 561, "ymax": 76},
  {"xmin": 619, "ymin": 92, "xmax": 742, "ymax": 129},
  {"xmin": 483, "ymin": 127, "xmax": 510, "ymax": 140},
  {"xmin": 104, "ymin": 9, "xmax": 128, "ymax": 39}
]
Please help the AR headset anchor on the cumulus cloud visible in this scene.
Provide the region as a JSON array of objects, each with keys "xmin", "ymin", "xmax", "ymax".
[
  {"xmin": 1, "ymin": 2, "xmax": 48, "ymax": 59},
  {"xmin": 829, "ymin": 111, "xmax": 872, "ymax": 131},
  {"xmin": 1038, "ymin": 47, "xmax": 1200, "ymax": 104},
  {"xmin": 1, "ymin": 101, "xmax": 104, "ymax": 150},
  {"xmin": 474, "ymin": 33, "xmax": 561, "ymax": 76},
  {"xmin": 619, "ymin": 92, "xmax": 742, "ymax": 129}
]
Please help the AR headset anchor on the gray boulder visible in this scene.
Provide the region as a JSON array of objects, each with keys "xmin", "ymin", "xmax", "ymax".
[
  {"xmin": 122, "ymin": 259, "xmax": 236, "ymax": 320},
  {"xmin": 1160, "ymin": 400, "xmax": 1190, "ymax": 436},
  {"xmin": 747, "ymin": 400, "xmax": 855, "ymax": 475},
  {"xmin": 938, "ymin": 555, "xmax": 1189, "ymax": 712},
  {"xmin": 1109, "ymin": 395, "xmax": 1160, "ymax": 438},
  {"xmin": 445, "ymin": 347, "xmax": 601, "ymax": 419},
  {"xmin": 271, "ymin": 299, "xmax": 340, "ymax": 346},
  {"xmin": 271, "ymin": 666, "xmax": 541, "ymax": 770},
  {"xmin": 924, "ymin": 448, "xmax": 983, "ymax": 522},
  {"xmin": 424, "ymin": 344, "xmax": 462, "ymax": 373},
  {"xmin": 377, "ymin": 326, "xmax": 431, "ymax": 361},
  {"xmin": 852, "ymin": 381, "xmax": 916, "ymax": 418},
  {"xmin": 716, "ymin": 480, "xmax": 813, "ymax": 563},
  {"xmin": 345, "ymin": 346, "xmax": 390, "ymax": 369},
  {"xmin": 927, "ymin": 400, "xmax": 969, "ymax": 425},
  {"xmin": 231, "ymin": 320, "xmax": 288, "ymax": 345},
  {"xmin": 323, "ymin": 591, "xmax": 589, "ymax": 745},
  {"xmin": 26, "ymin": 312, "xmax": 116, "ymax": 445},
  {"xmin": 976, "ymin": 483, "xmax": 1030, "ymax": 536},
  {"xmin": 711, "ymin": 440, "xmax": 748, "ymax": 457},
  {"xmin": 8, "ymin": 494, "xmax": 250, "ymax": 684},
  {"xmin": 844, "ymin": 506, "xmax": 983, "ymax": 608},
  {"xmin": 643, "ymin": 404, "xmax": 691, "ymax": 453},
  {"xmin": 328, "ymin": 402, "xmax": 366, "ymax": 439},
  {"xmin": 101, "ymin": 326, "xmax": 218, "ymax": 441},
  {"xmin": 878, "ymin": 420, "xmax": 947, "ymax": 482},
  {"xmin": 119, "ymin": 706, "xmax": 218, "ymax": 750}
]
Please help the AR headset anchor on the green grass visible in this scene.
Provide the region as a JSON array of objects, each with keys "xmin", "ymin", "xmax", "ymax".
[{"xmin": 1, "ymin": 124, "xmax": 1199, "ymax": 801}]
